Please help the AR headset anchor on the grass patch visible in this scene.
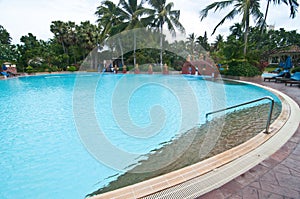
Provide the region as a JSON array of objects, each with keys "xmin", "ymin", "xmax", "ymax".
[{"xmin": 264, "ymin": 67, "xmax": 277, "ymax": 73}]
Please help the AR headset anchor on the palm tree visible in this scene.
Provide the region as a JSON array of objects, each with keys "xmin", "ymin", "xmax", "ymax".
[
  {"xmin": 200, "ymin": 0, "xmax": 263, "ymax": 56},
  {"xmin": 147, "ymin": 0, "xmax": 185, "ymax": 67},
  {"xmin": 261, "ymin": 0, "xmax": 298, "ymax": 31},
  {"xmin": 116, "ymin": 0, "xmax": 154, "ymax": 66},
  {"xmin": 96, "ymin": 1, "xmax": 125, "ymax": 66},
  {"xmin": 95, "ymin": 0, "xmax": 124, "ymax": 38},
  {"xmin": 187, "ymin": 33, "xmax": 196, "ymax": 59},
  {"xmin": 196, "ymin": 31, "xmax": 210, "ymax": 51},
  {"xmin": 76, "ymin": 21, "xmax": 100, "ymax": 60},
  {"xmin": 50, "ymin": 21, "xmax": 77, "ymax": 65},
  {"xmin": 213, "ymin": 34, "xmax": 224, "ymax": 51},
  {"xmin": 230, "ymin": 23, "xmax": 244, "ymax": 39},
  {"xmin": 50, "ymin": 21, "xmax": 67, "ymax": 54}
]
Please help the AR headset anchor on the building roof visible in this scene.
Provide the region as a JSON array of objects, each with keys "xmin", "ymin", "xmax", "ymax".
[{"xmin": 268, "ymin": 45, "xmax": 300, "ymax": 56}]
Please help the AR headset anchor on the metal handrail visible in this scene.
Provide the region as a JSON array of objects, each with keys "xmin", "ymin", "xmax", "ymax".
[{"xmin": 205, "ymin": 96, "xmax": 275, "ymax": 134}]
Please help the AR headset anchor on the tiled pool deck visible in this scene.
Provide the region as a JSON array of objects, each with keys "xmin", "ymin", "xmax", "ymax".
[
  {"xmin": 198, "ymin": 78, "xmax": 300, "ymax": 199},
  {"xmin": 90, "ymin": 78, "xmax": 300, "ymax": 199}
]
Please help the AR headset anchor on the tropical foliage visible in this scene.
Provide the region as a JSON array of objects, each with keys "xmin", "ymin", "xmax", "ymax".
[
  {"xmin": 0, "ymin": 25, "xmax": 17, "ymax": 63},
  {"xmin": 0, "ymin": 0, "xmax": 299, "ymax": 76},
  {"xmin": 211, "ymin": 26, "xmax": 300, "ymax": 76},
  {"xmin": 200, "ymin": 0, "xmax": 264, "ymax": 56},
  {"xmin": 147, "ymin": 0, "xmax": 185, "ymax": 66},
  {"xmin": 223, "ymin": 62, "xmax": 262, "ymax": 77}
]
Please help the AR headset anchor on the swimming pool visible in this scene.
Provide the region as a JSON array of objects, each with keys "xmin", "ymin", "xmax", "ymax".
[{"xmin": 0, "ymin": 73, "xmax": 280, "ymax": 198}]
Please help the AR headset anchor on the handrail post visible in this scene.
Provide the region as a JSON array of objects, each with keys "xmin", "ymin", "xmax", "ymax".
[
  {"xmin": 205, "ymin": 96, "xmax": 275, "ymax": 134},
  {"xmin": 265, "ymin": 98, "xmax": 274, "ymax": 134}
]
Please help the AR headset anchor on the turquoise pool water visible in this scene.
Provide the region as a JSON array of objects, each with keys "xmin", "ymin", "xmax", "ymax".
[{"xmin": 0, "ymin": 73, "xmax": 280, "ymax": 199}]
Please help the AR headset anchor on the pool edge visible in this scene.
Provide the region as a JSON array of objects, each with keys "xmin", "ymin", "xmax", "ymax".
[{"xmin": 88, "ymin": 80, "xmax": 300, "ymax": 199}]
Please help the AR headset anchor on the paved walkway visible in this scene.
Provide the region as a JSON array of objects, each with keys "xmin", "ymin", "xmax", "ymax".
[{"xmin": 198, "ymin": 80, "xmax": 300, "ymax": 199}]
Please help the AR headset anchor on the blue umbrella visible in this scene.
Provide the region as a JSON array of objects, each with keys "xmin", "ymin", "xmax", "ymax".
[
  {"xmin": 284, "ymin": 56, "xmax": 292, "ymax": 69},
  {"xmin": 279, "ymin": 61, "xmax": 285, "ymax": 68}
]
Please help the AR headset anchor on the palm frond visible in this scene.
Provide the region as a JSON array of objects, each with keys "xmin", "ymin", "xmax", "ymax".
[
  {"xmin": 200, "ymin": 0, "xmax": 235, "ymax": 21},
  {"xmin": 212, "ymin": 8, "xmax": 239, "ymax": 35},
  {"xmin": 289, "ymin": 0, "xmax": 299, "ymax": 18}
]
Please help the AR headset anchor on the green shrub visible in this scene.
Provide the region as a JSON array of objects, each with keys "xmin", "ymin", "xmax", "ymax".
[
  {"xmin": 26, "ymin": 66, "xmax": 36, "ymax": 73},
  {"xmin": 49, "ymin": 66, "xmax": 59, "ymax": 72},
  {"xmin": 67, "ymin": 65, "xmax": 77, "ymax": 72},
  {"xmin": 291, "ymin": 67, "xmax": 300, "ymax": 73},
  {"xmin": 37, "ymin": 68, "xmax": 45, "ymax": 72},
  {"xmin": 225, "ymin": 62, "xmax": 262, "ymax": 77}
]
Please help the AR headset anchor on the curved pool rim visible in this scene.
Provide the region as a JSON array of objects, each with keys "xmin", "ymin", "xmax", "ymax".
[{"xmin": 89, "ymin": 79, "xmax": 300, "ymax": 199}]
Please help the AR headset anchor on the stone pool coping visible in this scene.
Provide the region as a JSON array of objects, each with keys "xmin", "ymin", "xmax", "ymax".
[{"xmin": 89, "ymin": 80, "xmax": 300, "ymax": 199}]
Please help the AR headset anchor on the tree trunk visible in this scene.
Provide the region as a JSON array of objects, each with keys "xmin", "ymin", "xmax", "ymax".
[
  {"xmin": 244, "ymin": 11, "xmax": 250, "ymax": 56},
  {"xmin": 192, "ymin": 42, "xmax": 194, "ymax": 60},
  {"xmin": 262, "ymin": 0, "xmax": 271, "ymax": 32},
  {"xmin": 61, "ymin": 40, "xmax": 66, "ymax": 54},
  {"xmin": 133, "ymin": 31, "xmax": 136, "ymax": 67},
  {"xmin": 118, "ymin": 38, "xmax": 124, "ymax": 67},
  {"xmin": 243, "ymin": 30, "xmax": 248, "ymax": 56},
  {"xmin": 160, "ymin": 23, "xmax": 163, "ymax": 69},
  {"xmin": 66, "ymin": 47, "xmax": 70, "ymax": 66}
]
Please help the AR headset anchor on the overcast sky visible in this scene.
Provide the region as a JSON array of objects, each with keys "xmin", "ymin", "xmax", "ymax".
[{"xmin": 0, "ymin": 0, "xmax": 299, "ymax": 44}]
